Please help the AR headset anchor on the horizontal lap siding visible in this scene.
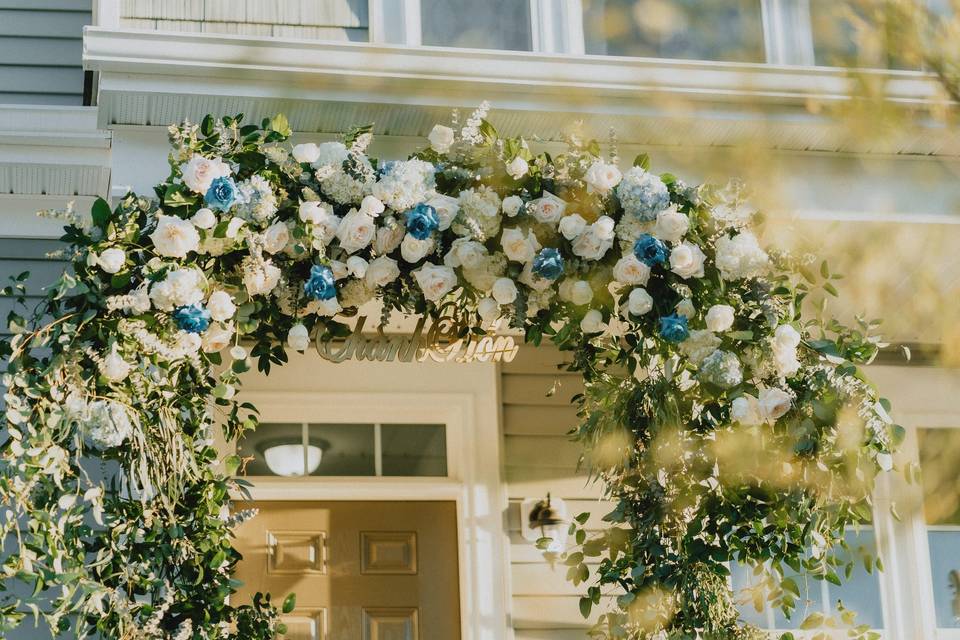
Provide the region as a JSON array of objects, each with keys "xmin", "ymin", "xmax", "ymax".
[
  {"xmin": 119, "ymin": 0, "xmax": 369, "ymax": 42},
  {"xmin": 0, "ymin": 2, "xmax": 90, "ymax": 105},
  {"xmin": 0, "ymin": 239, "xmax": 69, "ymax": 338},
  {"xmin": 502, "ymin": 345, "xmax": 603, "ymax": 637}
]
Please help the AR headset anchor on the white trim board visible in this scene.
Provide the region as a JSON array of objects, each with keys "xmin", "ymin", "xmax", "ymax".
[{"xmin": 226, "ymin": 355, "xmax": 511, "ymax": 640}]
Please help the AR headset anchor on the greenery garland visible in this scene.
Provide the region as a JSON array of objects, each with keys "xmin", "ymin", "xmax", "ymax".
[{"xmin": 0, "ymin": 106, "xmax": 900, "ymax": 639}]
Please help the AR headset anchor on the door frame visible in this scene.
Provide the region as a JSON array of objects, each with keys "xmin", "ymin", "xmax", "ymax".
[{"xmin": 225, "ymin": 356, "xmax": 510, "ymax": 640}]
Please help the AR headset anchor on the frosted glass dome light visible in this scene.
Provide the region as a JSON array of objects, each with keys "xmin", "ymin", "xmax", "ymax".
[{"xmin": 263, "ymin": 444, "xmax": 323, "ymax": 476}]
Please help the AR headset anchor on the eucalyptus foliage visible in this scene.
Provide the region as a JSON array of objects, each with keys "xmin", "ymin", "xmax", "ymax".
[{"xmin": 0, "ymin": 108, "xmax": 899, "ymax": 639}]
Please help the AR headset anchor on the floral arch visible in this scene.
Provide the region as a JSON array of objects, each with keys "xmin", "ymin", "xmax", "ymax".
[{"xmin": 0, "ymin": 106, "xmax": 899, "ymax": 639}]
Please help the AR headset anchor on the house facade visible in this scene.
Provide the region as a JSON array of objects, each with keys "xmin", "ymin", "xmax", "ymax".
[{"xmin": 1, "ymin": 1, "xmax": 959, "ymax": 638}]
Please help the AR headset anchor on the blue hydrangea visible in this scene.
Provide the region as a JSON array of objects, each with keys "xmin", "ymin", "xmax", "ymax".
[
  {"xmin": 659, "ymin": 313, "xmax": 689, "ymax": 343},
  {"xmin": 303, "ymin": 264, "xmax": 337, "ymax": 301},
  {"xmin": 172, "ymin": 303, "xmax": 211, "ymax": 334},
  {"xmin": 532, "ymin": 248, "xmax": 564, "ymax": 280},
  {"xmin": 698, "ymin": 349, "xmax": 743, "ymax": 389},
  {"xmin": 633, "ymin": 234, "xmax": 669, "ymax": 266},
  {"xmin": 204, "ymin": 176, "xmax": 237, "ymax": 212},
  {"xmin": 616, "ymin": 166, "xmax": 670, "ymax": 220},
  {"xmin": 405, "ymin": 203, "xmax": 440, "ymax": 240}
]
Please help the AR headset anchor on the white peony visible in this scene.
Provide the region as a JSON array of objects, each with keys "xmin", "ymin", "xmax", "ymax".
[
  {"xmin": 715, "ymin": 232, "xmax": 769, "ymax": 281},
  {"xmin": 149, "ymin": 268, "xmax": 204, "ymax": 311},
  {"xmin": 570, "ymin": 280, "xmax": 593, "ymax": 305},
  {"xmin": 428, "ymin": 124, "xmax": 455, "ymax": 153},
  {"xmin": 705, "ymin": 304, "xmax": 735, "ymax": 332},
  {"xmin": 202, "ymin": 322, "xmax": 234, "ymax": 353},
  {"xmin": 501, "ymin": 228, "xmax": 539, "ymax": 263},
  {"xmin": 346, "ymin": 256, "xmax": 368, "ymax": 278},
  {"xmin": 627, "ymin": 287, "xmax": 653, "ymax": 316},
  {"xmin": 580, "ymin": 309, "xmax": 605, "ymax": 334},
  {"xmin": 758, "ymin": 387, "xmax": 792, "ymax": 422},
  {"xmin": 492, "ymin": 277, "xmax": 518, "ymax": 304},
  {"xmin": 612, "ymin": 254, "xmax": 650, "ymax": 285},
  {"xmin": 206, "ymin": 290, "xmax": 236, "ymax": 322},
  {"xmin": 287, "ymin": 323, "xmax": 311, "ymax": 351},
  {"xmin": 506, "ymin": 156, "xmax": 529, "ymax": 180},
  {"xmin": 292, "ymin": 143, "xmax": 321, "ymax": 164},
  {"xmin": 584, "ymin": 161, "xmax": 623, "ymax": 194},
  {"xmin": 401, "ymin": 234, "xmax": 435, "ymax": 263},
  {"xmin": 558, "ymin": 214, "xmax": 587, "ymax": 240},
  {"xmin": 529, "ymin": 191, "xmax": 566, "ymax": 225},
  {"xmin": 336, "ymin": 209, "xmax": 377, "ymax": 254},
  {"xmin": 243, "ymin": 261, "xmax": 281, "ymax": 296},
  {"xmin": 150, "ymin": 214, "xmax": 200, "ymax": 259},
  {"xmin": 653, "ymin": 206, "xmax": 690, "ymax": 243},
  {"xmin": 99, "ymin": 345, "xmax": 131, "ymax": 382},
  {"xmin": 413, "ymin": 264, "xmax": 458, "ymax": 302},
  {"xmin": 262, "ymin": 221, "xmax": 290, "ymax": 254},
  {"xmin": 98, "ymin": 248, "xmax": 126, "ymax": 274},
  {"xmin": 365, "ymin": 256, "xmax": 401, "ymax": 287},
  {"xmin": 427, "ymin": 194, "xmax": 460, "ymax": 231},
  {"xmin": 477, "ymin": 297, "xmax": 500, "ymax": 323},
  {"xmin": 180, "ymin": 154, "xmax": 231, "ymax": 194},
  {"xmin": 572, "ymin": 216, "xmax": 615, "ymax": 261},
  {"xmin": 669, "ymin": 241, "xmax": 706, "ymax": 279},
  {"xmin": 502, "ymin": 195, "xmax": 524, "ymax": 217},
  {"xmin": 191, "ymin": 207, "xmax": 217, "ymax": 229}
]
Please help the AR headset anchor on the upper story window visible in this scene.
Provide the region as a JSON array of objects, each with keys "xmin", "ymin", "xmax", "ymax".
[
  {"xmin": 420, "ymin": 0, "xmax": 532, "ymax": 51},
  {"xmin": 582, "ymin": 0, "xmax": 765, "ymax": 62}
]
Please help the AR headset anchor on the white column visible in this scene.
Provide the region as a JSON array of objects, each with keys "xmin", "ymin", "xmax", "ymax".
[{"xmin": 92, "ymin": 0, "xmax": 121, "ymax": 29}]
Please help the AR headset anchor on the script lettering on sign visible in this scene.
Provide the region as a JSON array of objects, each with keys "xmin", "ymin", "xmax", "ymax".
[{"xmin": 315, "ymin": 315, "xmax": 519, "ymax": 364}]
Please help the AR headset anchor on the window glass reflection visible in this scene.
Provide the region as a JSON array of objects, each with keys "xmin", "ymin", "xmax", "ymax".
[
  {"xmin": 308, "ymin": 424, "xmax": 376, "ymax": 476},
  {"xmin": 919, "ymin": 428, "xmax": 960, "ymax": 629},
  {"xmin": 420, "ymin": 0, "xmax": 532, "ymax": 51},
  {"xmin": 381, "ymin": 424, "xmax": 447, "ymax": 477},
  {"xmin": 810, "ymin": 0, "xmax": 919, "ymax": 69}
]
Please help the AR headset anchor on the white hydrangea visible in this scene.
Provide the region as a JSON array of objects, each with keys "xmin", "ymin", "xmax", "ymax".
[
  {"xmin": 680, "ymin": 330, "xmax": 722, "ymax": 365},
  {"xmin": 715, "ymin": 232, "xmax": 770, "ymax": 281},
  {"xmin": 149, "ymin": 268, "xmax": 205, "ymax": 311},
  {"xmin": 234, "ymin": 175, "xmax": 278, "ymax": 222},
  {"xmin": 371, "ymin": 159, "xmax": 436, "ymax": 212},
  {"xmin": 461, "ymin": 252, "xmax": 506, "ymax": 292},
  {"xmin": 452, "ymin": 186, "xmax": 501, "ymax": 238},
  {"xmin": 615, "ymin": 215, "xmax": 654, "ymax": 254},
  {"xmin": 616, "ymin": 166, "xmax": 670, "ymax": 221},
  {"xmin": 83, "ymin": 400, "xmax": 135, "ymax": 451}
]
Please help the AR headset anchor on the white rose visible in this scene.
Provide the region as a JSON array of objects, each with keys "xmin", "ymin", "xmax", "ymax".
[
  {"xmin": 772, "ymin": 324, "xmax": 802, "ymax": 377},
  {"xmin": 225, "ymin": 217, "xmax": 246, "ymax": 239},
  {"xmin": 613, "ymin": 254, "xmax": 651, "ymax": 285},
  {"xmin": 774, "ymin": 324, "xmax": 801, "ymax": 349},
  {"xmin": 315, "ymin": 297, "xmax": 341, "ymax": 317},
  {"xmin": 401, "ymin": 234, "xmax": 435, "ymax": 263},
  {"xmin": 202, "ymin": 322, "xmax": 234, "ymax": 353},
  {"xmin": 287, "ymin": 323, "xmax": 311, "ymax": 351},
  {"xmin": 329, "ymin": 260, "xmax": 349, "ymax": 280},
  {"xmin": 428, "ymin": 124, "xmax": 455, "ymax": 153},
  {"xmin": 444, "ymin": 239, "xmax": 487, "ymax": 269},
  {"xmin": 427, "ymin": 194, "xmax": 460, "ymax": 231},
  {"xmin": 653, "ymin": 206, "xmax": 690, "ymax": 243},
  {"xmin": 180, "ymin": 154, "xmax": 230, "ymax": 194},
  {"xmin": 299, "ymin": 200, "xmax": 330, "ymax": 224},
  {"xmin": 98, "ymin": 248, "xmax": 126, "ymax": 274},
  {"xmin": 262, "ymin": 221, "xmax": 290, "ymax": 254},
  {"xmin": 413, "ymin": 264, "xmax": 458, "ymax": 302},
  {"xmin": 99, "ymin": 346, "xmax": 131, "ymax": 382},
  {"xmin": 584, "ymin": 161, "xmax": 623, "ymax": 194},
  {"xmin": 365, "ymin": 256, "xmax": 401, "ymax": 287},
  {"xmin": 669, "ymin": 241, "xmax": 706, "ymax": 279},
  {"xmin": 492, "ymin": 277, "xmax": 518, "ymax": 304},
  {"xmin": 627, "ymin": 288, "xmax": 653, "ymax": 316},
  {"xmin": 530, "ymin": 191, "xmax": 566, "ymax": 224},
  {"xmin": 207, "ymin": 290, "xmax": 236, "ymax": 323},
  {"xmin": 558, "ymin": 214, "xmax": 587, "ymax": 240},
  {"xmin": 150, "ymin": 214, "xmax": 200, "ymax": 258},
  {"xmin": 758, "ymin": 387, "xmax": 792, "ymax": 422},
  {"xmin": 676, "ymin": 298, "xmax": 695, "ymax": 319},
  {"xmin": 705, "ymin": 305, "xmax": 735, "ymax": 332},
  {"xmin": 572, "ymin": 218, "xmax": 615, "ymax": 261},
  {"xmin": 477, "ymin": 297, "xmax": 500, "ymax": 323},
  {"xmin": 336, "ymin": 210, "xmax": 376, "ymax": 254},
  {"xmin": 731, "ymin": 395, "xmax": 762, "ymax": 425},
  {"xmin": 175, "ymin": 331, "xmax": 202, "ymax": 355},
  {"xmin": 346, "ymin": 256, "xmax": 368, "ymax": 278},
  {"xmin": 502, "ymin": 195, "xmax": 524, "ymax": 217},
  {"xmin": 374, "ymin": 220, "xmax": 405, "ymax": 254},
  {"xmin": 501, "ymin": 228, "xmax": 539, "ymax": 263},
  {"xmin": 580, "ymin": 309, "xmax": 605, "ymax": 334},
  {"xmin": 570, "ymin": 280, "xmax": 593, "ymax": 305},
  {"xmin": 360, "ymin": 195, "xmax": 385, "ymax": 217},
  {"xmin": 243, "ymin": 261, "xmax": 281, "ymax": 296},
  {"xmin": 506, "ymin": 156, "xmax": 529, "ymax": 180},
  {"xmin": 191, "ymin": 208, "xmax": 217, "ymax": 229},
  {"xmin": 292, "ymin": 143, "xmax": 321, "ymax": 164},
  {"xmin": 149, "ymin": 268, "xmax": 204, "ymax": 311}
]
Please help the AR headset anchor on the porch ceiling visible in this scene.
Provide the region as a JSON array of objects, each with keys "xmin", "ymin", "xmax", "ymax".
[{"xmin": 83, "ymin": 27, "xmax": 959, "ymax": 156}]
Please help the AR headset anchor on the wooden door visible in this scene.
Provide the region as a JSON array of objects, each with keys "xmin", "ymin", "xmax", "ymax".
[{"xmin": 232, "ymin": 501, "xmax": 461, "ymax": 640}]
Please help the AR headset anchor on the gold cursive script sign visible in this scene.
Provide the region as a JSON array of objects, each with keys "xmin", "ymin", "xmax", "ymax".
[{"xmin": 315, "ymin": 315, "xmax": 519, "ymax": 364}]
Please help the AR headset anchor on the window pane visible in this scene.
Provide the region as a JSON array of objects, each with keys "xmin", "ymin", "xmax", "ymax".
[
  {"xmin": 238, "ymin": 423, "xmax": 305, "ymax": 477},
  {"xmin": 730, "ymin": 561, "xmax": 770, "ymax": 628},
  {"xmin": 810, "ymin": 0, "xmax": 918, "ymax": 69},
  {"xmin": 829, "ymin": 529, "xmax": 884, "ymax": 629},
  {"xmin": 381, "ymin": 424, "xmax": 447, "ymax": 477},
  {"xmin": 583, "ymin": 0, "xmax": 765, "ymax": 62},
  {"xmin": 928, "ymin": 530, "xmax": 960, "ymax": 629},
  {"xmin": 421, "ymin": 0, "xmax": 532, "ymax": 51},
  {"xmin": 918, "ymin": 429, "xmax": 960, "ymax": 525},
  {"xmin": 308, "ymin": 424, "xmax": 376, "ymax": 476}
]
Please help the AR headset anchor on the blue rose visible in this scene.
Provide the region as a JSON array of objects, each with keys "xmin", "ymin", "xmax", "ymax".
[
  {"xmin": 304, "ymin": 264, "xmax": 337, "ymax": 301},
  {"xmin": 659, "ymin": 313, "xmax": 690, "ymax": 343},
  {"xmin": 204, "ymin": 176, "xmax": 237, "ymax": 212},
  {"xmin": 532, "ymin": 248, "xmax": 564, "ymax": 280},
  {"xmin": 173, "ymin": 303, "xmax": 211, "ymax": 334},
  {"xmin": 633, "ymin": 234, "xmax": 669, "ymax": 267},
  {"xmin": 405, "ymin": 203, "xmax": 439, "ymax": 240}
]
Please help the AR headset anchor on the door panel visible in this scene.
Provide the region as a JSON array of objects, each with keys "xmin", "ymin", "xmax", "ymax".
[{"xmin": 232, "ymin": 501, "xmax": 461, "ymax": 640}]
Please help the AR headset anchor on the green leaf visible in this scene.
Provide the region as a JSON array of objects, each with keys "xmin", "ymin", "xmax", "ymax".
[
  {"xmin": 633, "ymin": 153, "xmax": 651, "ymax": 171},
  {"xmin": 579, "ymin": 596, "xmax": 592, "ymax": 618},
  {"xmin": 282, "ymin": 593, "xmax": 297, "ymax": 614},
  {"xmin": 800, "ymin": 612, "xmax": 825, "ymax": 629},
  {"xmin": 91, "ymin": 198, "xmax": 112, "ymax": 229}
]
